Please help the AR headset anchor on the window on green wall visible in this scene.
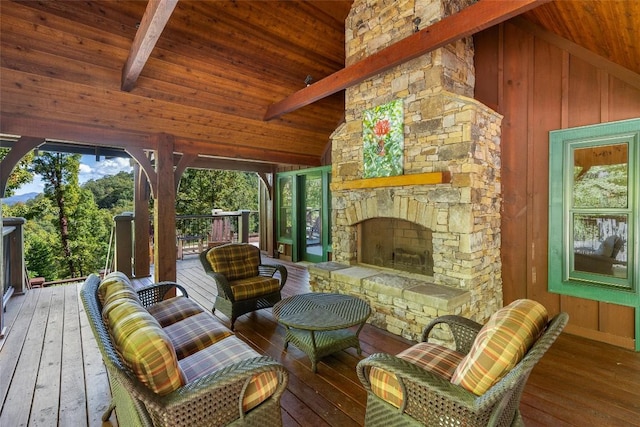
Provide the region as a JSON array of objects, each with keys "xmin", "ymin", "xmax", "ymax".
[{"xmin": 548, "ymin": 118, "xmax": 639, "ymax": 309}]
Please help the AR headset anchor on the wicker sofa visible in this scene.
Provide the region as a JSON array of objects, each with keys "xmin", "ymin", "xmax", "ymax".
[
  {"xmin": 357, "ymin": 299, "xmax": 568, "ymax": 427},
  {"xmin": 81, "ymin": 272, "xmax": 288, "ymax": 427}
]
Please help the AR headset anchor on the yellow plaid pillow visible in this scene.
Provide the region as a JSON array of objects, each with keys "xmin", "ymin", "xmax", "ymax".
[
  {"xmin": 98, "ymin": 272, "xmax": 139, "ymax": 306},
  {"xmin": 109, "ymin": 301, "xmax": 184, "ymax": 395},
  {"xmin": 451, "ymin": 299, "xmax": 548, "ymax": 395}
]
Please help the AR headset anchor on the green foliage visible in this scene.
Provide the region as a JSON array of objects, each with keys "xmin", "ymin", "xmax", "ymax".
[
  {"xmin": 83, "ymin": 171, "xmax": 134, "ymax": 212},
  {"xmin": 176, "ymin": 169, "xmax": 258, "ymax": 214},
  {"xmin": 3, "ymin": 160, "xmax": 257, "ymax": 281},
  {"xmin": 573, "ymin": 164, "xmax": 628, "ymax": 209},
  {"xmin": 0, "ymin": 148, "xmax": 35, "ymax": 197}
]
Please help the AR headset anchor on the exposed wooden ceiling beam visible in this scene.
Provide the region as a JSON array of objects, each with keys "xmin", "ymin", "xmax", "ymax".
[
  {"xmin": 264, "ymin": 0, "xmax": 551, "ymax": 120},
  {"xmin": 121, "ymin": 0, "xmax": 179, "ymax": 91}
]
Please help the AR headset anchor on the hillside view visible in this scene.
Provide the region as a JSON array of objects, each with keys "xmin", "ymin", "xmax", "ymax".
[{"xmin": 1, "ymin": 152, "xmax": 258, "ymax": 281}]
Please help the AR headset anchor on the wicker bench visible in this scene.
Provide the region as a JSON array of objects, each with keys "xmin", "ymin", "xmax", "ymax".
[{"xmin": 81, "ymin": 272, "xmax": 288, "ymax": 427}]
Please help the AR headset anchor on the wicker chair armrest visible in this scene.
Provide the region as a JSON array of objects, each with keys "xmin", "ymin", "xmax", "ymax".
[
  {"xmin": 136, "ymin": 282, "xmax": 189, "ymax": 307},
  {"xmin": 258, "ymin": 263, "xmax": 288, "ymax": 288},
  {"xmin": 357, "ymin": 353, "xmax": 483, "ymax": 412},
  {"xmin": 421, "ymin": 314, "xmax": 482, "ymax": 354},
  {"xmin": 205, "ymin": 271, "xmax": 236, "ymax": 302},
  {"xmin": 127, "ymin": 356, "xmax": 288, "ymax": 426}
]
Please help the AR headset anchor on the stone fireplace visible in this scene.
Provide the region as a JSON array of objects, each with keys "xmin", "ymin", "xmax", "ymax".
[{"xmin": 308, "ymin": 0, "xmax": 504, "ymax": 341}]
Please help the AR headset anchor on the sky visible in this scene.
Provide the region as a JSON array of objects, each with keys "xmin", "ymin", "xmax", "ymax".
[{"xmin": 15, "ymin": 155, "xmax": 133, "ymax": 195}]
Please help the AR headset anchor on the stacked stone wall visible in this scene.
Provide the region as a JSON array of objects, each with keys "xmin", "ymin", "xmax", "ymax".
[{"xmin": 328, "ymin": 0, "xmax": 504, "ymax": 327}]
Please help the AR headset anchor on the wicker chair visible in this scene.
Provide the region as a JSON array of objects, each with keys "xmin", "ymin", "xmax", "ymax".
[
  {"xmin": 200, "ymin": 243, "xmax": 288, "ymax": 330},
  {"xmin": 81, "ymin": 274, "xmax": 289, "ymax": 427},
  {"xmin": 357, "ymin": 310, "xmax": 569, "ymax": 427}
]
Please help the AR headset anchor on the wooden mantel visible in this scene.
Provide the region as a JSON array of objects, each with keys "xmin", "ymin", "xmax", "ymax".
[{"xmin": 330, "ymin": 171, "xmax": 450, "ymax": 191}]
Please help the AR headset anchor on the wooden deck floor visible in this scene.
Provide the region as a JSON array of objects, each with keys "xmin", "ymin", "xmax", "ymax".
[{"xmin": 1, "ymin": 254, "xmax": 639, "ymax": 426}]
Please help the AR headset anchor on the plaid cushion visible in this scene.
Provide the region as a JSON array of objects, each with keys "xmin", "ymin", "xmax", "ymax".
[
  {"xmin": 109, "ymin": 301, "xmax": 184, "ymax": 395},
  {"xmin": 147, "ymin": 296, "xmax": 203, "ymax": 327},
  {"xmin": 230, "ymin": 276, "xmax": 280, "ymax": 301},
  {"xmin": 119, "ymin": 324, "xmax": 184, "ymax": 395},
  {"xmin": 206, "ymin": 244, "xmax": 260, "ymax": 281},
  {"xmin": 451, "ymin": 299, "xmax": 548, "ymax": 395},
  {"xmin": 101, "ymin": 289, "xmax": 143, "ymax": 327},
  {"xmin": 97, "ymin": 272, "xmax": 139, "ymax": 306},
  {"xmin": 179, "ymin": 336, "xmax": 278, "ymax": 412},
  {"xmin": 163, "ymin": 312, "xmax": 233, "ymax": 359},
  {"xmin": 370, "ymin": 343, "xmax": 465, "ymax": 408}
]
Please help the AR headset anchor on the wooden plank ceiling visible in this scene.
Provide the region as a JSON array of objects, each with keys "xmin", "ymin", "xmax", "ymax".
[{"xmin": 1, "ymin": 0, "xmax": 639, "ymax": 168}]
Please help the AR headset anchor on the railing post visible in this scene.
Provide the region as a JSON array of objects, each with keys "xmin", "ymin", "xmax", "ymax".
[
  {"xmin": 3, "ymin": 217, "xmax": 25, "ymax": 295},
  {"xmin": 239, "ymin": 210, "xmax": 250, "ymax": 243},
  {"xmin": 114, "ymin": 212, "xmax": 134, "ymax": 278}
]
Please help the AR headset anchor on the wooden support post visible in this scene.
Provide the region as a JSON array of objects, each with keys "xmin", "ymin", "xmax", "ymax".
[
  {"xmin": 152, "ymin": 134, "xmax": 177, "ymax": 283},
  {"xmin": 114, "ymin": 213, "xmax": 134, "ymax": 277},
  {"xmin": 133, "ymin": 163, "xmax": 151, "ymax": 277}
]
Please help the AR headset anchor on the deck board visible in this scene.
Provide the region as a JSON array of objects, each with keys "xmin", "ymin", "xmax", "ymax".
[{"xmin": 0, "ymin": 254, "xmax": 639, "ymax": 426}]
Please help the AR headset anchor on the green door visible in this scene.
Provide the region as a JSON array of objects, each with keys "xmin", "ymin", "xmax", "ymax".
[{"xmin": 301, "ymin": 173, "xmax": 323, "ymax": 263}]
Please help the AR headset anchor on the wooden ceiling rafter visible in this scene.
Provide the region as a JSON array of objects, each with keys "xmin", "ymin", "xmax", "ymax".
[
  {"xmin": 264, "ymin": 0, "xmax": 552, "ymax": 120},
  {"xmin": 121, "ymin": 0, "xmax": 179, "ymax": 92}
]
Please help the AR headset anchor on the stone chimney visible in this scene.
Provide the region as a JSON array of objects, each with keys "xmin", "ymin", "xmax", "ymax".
[{"xmin": 315, "ymin": 0, "xmax": 504, "ymax": 339}]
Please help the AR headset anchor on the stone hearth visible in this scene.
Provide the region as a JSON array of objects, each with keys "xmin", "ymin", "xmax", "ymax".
[{"xmin": 308, "ymin": 0, "xmax": 504, "ymax": 342}]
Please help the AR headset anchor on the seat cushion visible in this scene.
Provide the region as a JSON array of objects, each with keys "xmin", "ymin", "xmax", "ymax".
[
  {"xmin": 370, "ymin": 343, "xmax": 465, "ymax": 409},
  {"xmin": 147, "ymin": 296, "xmax": 204, "ymax": 327},
  {"xmin": 230, "ymin": 276, "xmax": 281, "ymax": 300},
  {"xmin": 206, "ymin": 244, "xmax": 260, "ymax": 281},
  {"xmin": 451, "ymin": 299, "xmax": 548, "ymax": 395},
  {"xmin": 163, "ymin": 312, "xmax": 233, "ymax": 359},
  {"xmin": 179, "ymin": 335, "xmax": 279, "ymax": 412}
]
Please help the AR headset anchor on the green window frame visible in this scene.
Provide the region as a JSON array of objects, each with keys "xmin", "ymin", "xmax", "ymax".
[{"xmin": 548, "ymin": 118, "xmax": 640, "ymax": 350}]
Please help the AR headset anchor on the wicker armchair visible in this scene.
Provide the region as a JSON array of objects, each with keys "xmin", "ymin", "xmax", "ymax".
[
  {"xmin": 81, "ymin": 274, "xmax": 288, "ymax": 427},
  {"xmin": 200, "ymin": 243, "xmax": 288, "ymax": 330},
  {"xmin": 357, "ymin": 309, "xmax": 569, "ymax": 427}
]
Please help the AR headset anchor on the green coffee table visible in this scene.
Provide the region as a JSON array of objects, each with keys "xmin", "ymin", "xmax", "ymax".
[{"xmin": 273, "ymin": 293, "xmax": 371, "ymax": 372}]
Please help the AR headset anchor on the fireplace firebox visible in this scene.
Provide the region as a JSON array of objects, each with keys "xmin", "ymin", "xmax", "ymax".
[{"xmin": 358, "ymin": 218, "xmax": 433, "ymax": 276}]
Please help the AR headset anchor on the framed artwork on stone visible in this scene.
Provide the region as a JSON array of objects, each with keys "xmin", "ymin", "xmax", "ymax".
[{"xmin": 362, "ymin": 99, "xmax": 404, "ymax": 178}]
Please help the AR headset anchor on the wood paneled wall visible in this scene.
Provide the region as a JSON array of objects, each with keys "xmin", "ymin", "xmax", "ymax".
[{"xmin": 475, "ymin": 20, "xmax": 640, "ymax": 349}]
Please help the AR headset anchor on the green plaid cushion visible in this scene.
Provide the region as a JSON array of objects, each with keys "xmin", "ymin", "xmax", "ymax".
[
  {"xmin": 370, "ymin": 343, "xmax": 465, "ymax": 408},
  {"xmin": 147, "ymin": 296, "xmax": 203, "ymax": 327},
  {"xmin": 109, "ymin": 301, "xmax": 184, "ymax": 395},
  {"xmin": 101, "ymin": 289, "xmax": 143, "ymax": 327},
  {"xmin": 97, "ymin": 272, "xmax": 139, "ymax": 306},
  {"xmin": 451, "ymin": 299, "xmax": 548, "ymax": 395},
  {"xmin": 178, "ymin": 336, "xmax": 278, "ymax": 412},
  {"xmin": 206, "ymin": 244, "xmax": 260, "ymax": 281},
  {"xmin": 163, "ymin": 312, "xmax": 233, "ymax": 359},
  {"xmin": 230, "ymin": 276, "xmax": 280, "ymax": 301}
]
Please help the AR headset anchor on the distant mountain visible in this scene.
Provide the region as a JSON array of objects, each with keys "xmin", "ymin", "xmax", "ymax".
[{"xmin": 1, "ymin": 192, "xmax": 40, "ymax": 205}]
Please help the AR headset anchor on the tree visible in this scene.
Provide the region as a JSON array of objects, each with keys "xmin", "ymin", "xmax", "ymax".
[
  {"xmin": 83, "ymin": 171, "xmax": 134, "ymax": 212},
  {"xmin": 176, "ymin": 169, "xmax": 258, "ymax": 215},
  {"xmin": 30, "ymin": 153, "xmax": 82, "ymax": 277},
  {"xmin": 0, "ymin": 148, "xmax": 34, "ymax": 197}
]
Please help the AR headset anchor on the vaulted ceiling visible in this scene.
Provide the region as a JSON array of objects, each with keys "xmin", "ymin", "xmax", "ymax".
[{"xmin": 1, "ymin": 1, "xmax": 639, "ymax": 169}]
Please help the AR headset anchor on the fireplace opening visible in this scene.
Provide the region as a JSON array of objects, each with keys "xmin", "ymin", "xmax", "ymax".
[{"xmin": 358, "ymin": 218, "xmax": 433, "ymax": 276}]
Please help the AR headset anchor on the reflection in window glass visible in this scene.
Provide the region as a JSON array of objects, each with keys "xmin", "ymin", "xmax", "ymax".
[
  {"xmin": 573, "ymin": 144, "xmax": 628, "ymax": 209},
  {"xmin": 279, "ymin": 176, "xmax": 293, "ymax": 239},
  {"xmin": 573, "ymin": 214, "xmax": 627, "ymax": 280}
]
